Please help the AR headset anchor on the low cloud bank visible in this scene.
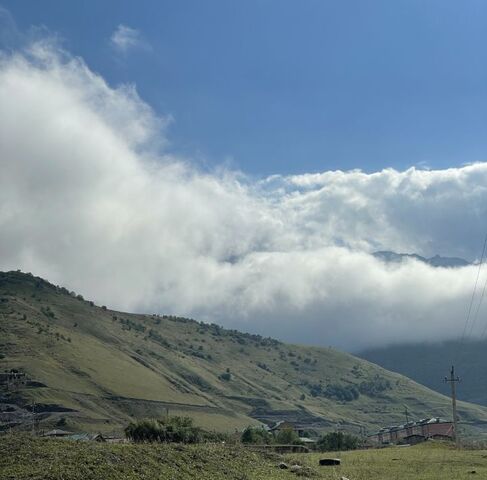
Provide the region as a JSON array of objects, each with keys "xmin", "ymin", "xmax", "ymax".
[{"xmin": 1, "ymin": 43, "xmax": 487, "ymax": 350}]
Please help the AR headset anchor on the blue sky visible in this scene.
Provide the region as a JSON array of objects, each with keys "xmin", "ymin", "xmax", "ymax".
[{"xmin": 2, "ymin": 0, "xmax": 487, "ymax": 176}]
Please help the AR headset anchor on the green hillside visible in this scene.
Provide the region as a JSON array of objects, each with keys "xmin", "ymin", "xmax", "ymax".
[
  {"xmin": 359, "ymin": 339, "xmax": 487, "ymax": 407},
  {"xmin": 2, "ymin": 270, "xmax": 487, "ymax": 437}
]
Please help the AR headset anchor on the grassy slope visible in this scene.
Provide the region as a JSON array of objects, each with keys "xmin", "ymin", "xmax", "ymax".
[
  {"xmin": 2, "ymin": 271, "xmax": 487, "ymax": 436},
  {"xmin": 2, "ymin": 435, "xmax": 487, "ymax": 480}
]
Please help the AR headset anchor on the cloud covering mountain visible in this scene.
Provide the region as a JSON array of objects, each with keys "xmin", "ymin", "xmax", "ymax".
[{"xmin": 1, "ymin": 42, "xmax": 487, "ymax": 350}]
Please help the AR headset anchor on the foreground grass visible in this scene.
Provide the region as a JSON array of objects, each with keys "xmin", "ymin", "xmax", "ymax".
[
  {"xmin": 285, "ymin": 441, "xmax": 487, "ymax": 479},
  {"xmin": 2, "ymin": 436, "xmax": 487, "ymax": 480},
  {"xmin": 0, "ymin": 435, "xmax": 294, "ymax": 480}
]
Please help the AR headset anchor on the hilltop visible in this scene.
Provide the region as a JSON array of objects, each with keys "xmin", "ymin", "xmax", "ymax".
[{"xmin": 2, "ymin": 270, "xmax": 487, "ymax": 436}]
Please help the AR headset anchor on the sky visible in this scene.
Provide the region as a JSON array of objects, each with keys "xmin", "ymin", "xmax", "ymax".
[
  {"xmin": 2, "ymin": 0, "xmax": 487, "ymax": 175},
  {"xmin": 1, "ymin": 2, "xmax": 487, "ymax": 352}
]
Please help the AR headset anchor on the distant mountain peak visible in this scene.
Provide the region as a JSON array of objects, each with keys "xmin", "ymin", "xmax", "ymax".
[{"xmin": 373, "ymin": 251, "xmax": 470, "ymax": 268}]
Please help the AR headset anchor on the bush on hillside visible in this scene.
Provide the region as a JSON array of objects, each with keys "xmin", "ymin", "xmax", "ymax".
[
  {"xmin": 308, "ymin": 382, "xmax": 360, "ymax": 401},
  {"xmin": 323, "ymin": 384, "xmax": 360, "ymax": 401},
  {"xmin": 358, "ymin": 375, "xmax": 391, "ymax": 397}
]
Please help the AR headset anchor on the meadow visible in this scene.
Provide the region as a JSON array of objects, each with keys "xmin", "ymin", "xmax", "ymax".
[{"xmin": 1, "ymin": 435, "xmax": 487, "ymax": 480}]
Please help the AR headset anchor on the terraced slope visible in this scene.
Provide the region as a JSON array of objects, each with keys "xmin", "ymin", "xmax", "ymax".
[{"xmin": 2, "ymin": 270, "xmax": 487, "ymax": 436}]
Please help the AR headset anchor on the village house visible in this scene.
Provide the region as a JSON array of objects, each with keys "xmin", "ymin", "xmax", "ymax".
[
  {"xmin": 269, "ymin": 420, "xmax": 307, "ymax": 437},
  {"xmin": 268, "ymin": 420, "xmax": 317, "ymax": 447},
  {"xmin": 369, "ymin": 417, "xmax": 453, "ymax": 445}
]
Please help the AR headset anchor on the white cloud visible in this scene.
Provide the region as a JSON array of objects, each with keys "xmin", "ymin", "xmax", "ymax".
[
  {"xmin": 1, "ymin": 42, "xmax": 487, "ymax": 351},
  {"xmin": 110, "ymin": 24, "xmax": 146, "ymax": 54}
]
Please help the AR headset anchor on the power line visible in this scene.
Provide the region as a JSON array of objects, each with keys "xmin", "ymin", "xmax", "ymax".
[
  {"xmin": 479, "ymin": 298, "xmax": 487, "ymax": 339},
  {"xmin": 458, "ymin": 233, "xmax": 487, "ymax": 345},
  {"xmin": 467, "ymin": 269, "xmax": 487, "ymax": 339}
]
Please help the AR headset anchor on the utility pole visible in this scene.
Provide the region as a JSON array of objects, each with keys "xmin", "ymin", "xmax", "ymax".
[
  {"xmin": 403, "ymin": 405, "xmax": 410, "ymax": 424},
  {"xmin": 31, "ymin": 400, "xmax": 36, "ymax": 436},
  {"xmin": 444, "ymin": 365, "xmax": 460, "ymax": 447}
]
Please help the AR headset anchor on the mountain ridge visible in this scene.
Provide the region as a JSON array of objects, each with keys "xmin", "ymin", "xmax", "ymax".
[{"xmin": 373, "ymin": 251, "xmax": 470, "ymax": 268}]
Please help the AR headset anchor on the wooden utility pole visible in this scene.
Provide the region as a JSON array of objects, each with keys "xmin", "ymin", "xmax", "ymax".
[
  {"xmin": 445, "ymin": 365, "xmax": 460, "ymax": 447},
  {"xmin": 31, "ymin": 401, "xmax": 36, "ymax": 436}
]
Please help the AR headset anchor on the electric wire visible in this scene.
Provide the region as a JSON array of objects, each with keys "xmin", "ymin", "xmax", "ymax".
[
  {"xmin": 458, "ymin": 233, "xmax": 487, "ymax": 344},
  {"xmin": 452, "ymin": 232, "xmax": 487, "ymax": 367},
  {"xmin": 467, "ymin": 267, "xmax": 487, "ymax": 339}
]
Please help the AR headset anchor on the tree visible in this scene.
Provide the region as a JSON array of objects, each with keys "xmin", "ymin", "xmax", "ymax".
[
  {"xmin": 317, "ymin": 431, "xmax": 361, "ymax": 451},
  {"xmin": 275, "ymin": 427, "xmax": 302, "ymax": 445},
  {"xmin": 241, "ymin": 426, "xmax": 272, "ymax": 444}
]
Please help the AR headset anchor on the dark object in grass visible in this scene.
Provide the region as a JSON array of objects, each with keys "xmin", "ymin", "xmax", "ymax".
[
  {"xmin": 277, "ymin": 462, "xmax": 288, "ymax": 469},
  {"xmin": 319, "ymin": 458, "xmax": 341, "ymax": 466}
]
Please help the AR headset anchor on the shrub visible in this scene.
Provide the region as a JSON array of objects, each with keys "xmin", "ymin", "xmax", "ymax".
[
  {"xmin": 41, "ymin": 306, "xmax": 55, "ymax": 319},
  {"xmin": 308, "ymin": 383, "xmax": 359, "ymax": 401},
  {"xmin": 148, "ymin": 329, "xmax": 169, "ymax": 347},
  {"xmin": 257, "ymin": 362, "xmax": 271, "ymax": 372},
  {"xmin": 358, "ymin": 375, "xmax": 392, "ymax": 397},
  {"xmin": 241, "ymin": 426, "xmax": 273, "ymax": 444},
  {"xmin": 323, "ymin": 384, "xmax": 360, "ymax": 402},
  {"xmin": 219, "ymin": 372, "xmax": 231, "ymax": 381},
  {"xmin": 124, "ymin": 416, "xmax": 221, "ymax": 444}
]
